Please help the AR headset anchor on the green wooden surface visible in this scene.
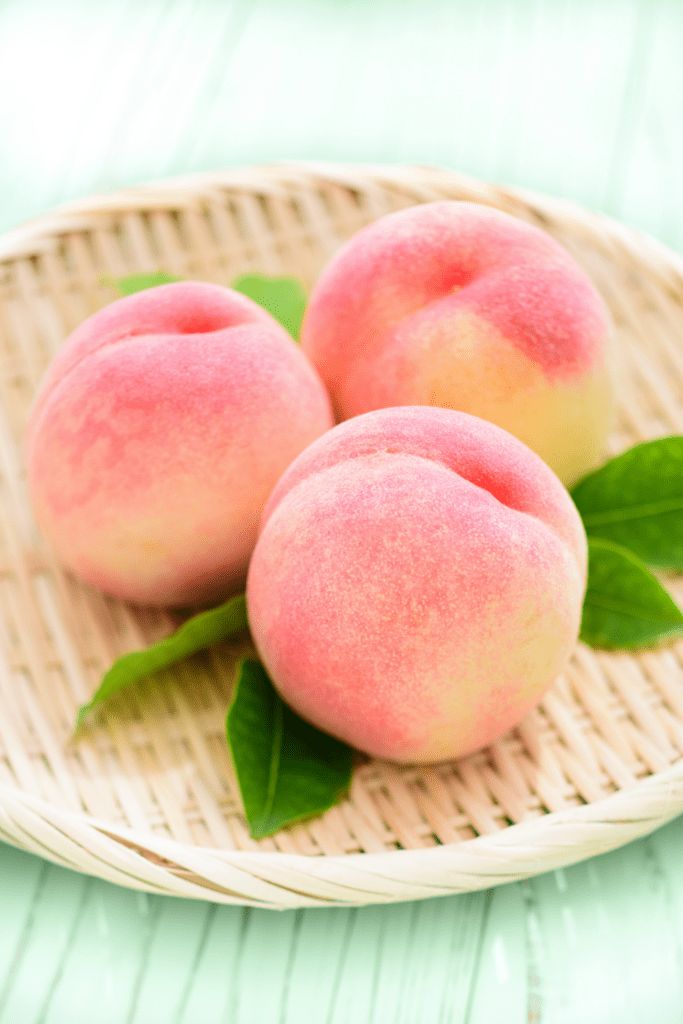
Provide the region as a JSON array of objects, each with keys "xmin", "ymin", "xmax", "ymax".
[{"xmin": 1, "ymin": 1, "xmax": 683, "ymax": 1021}]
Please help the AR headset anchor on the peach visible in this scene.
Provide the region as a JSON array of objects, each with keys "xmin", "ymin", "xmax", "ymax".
[
  {"xmin": 301, "ymin": 201, "xmax": 613, "ymax": 485},
  {"xmin": 27, "ymin": 282, "xmax": 333, "ymax": 606},
  {"xmin": 247, "ymin": 407, "xmax": 586, "ymax": 763}
]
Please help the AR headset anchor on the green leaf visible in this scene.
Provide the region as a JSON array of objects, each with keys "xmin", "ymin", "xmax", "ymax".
[
  {"xmin": 572, "ymin": 436, "xmax": 683, "ymax": 569},
  {"xmin": 232, "ymin": 274, "xmax": 307, "ymax": 339},
  {"xmin": 76, "ymin": 594, "xmax": 248, "ymax": 730},
  {"xmin": 580, "ymin": 538, "xmax": 683, "ymax": 650},
  {"xmin": 226, "ymin": 659, "xmax": 353, "ymax": 838},
  {"xmin": 111, "ymin": 271, "xmax": 181, "ymax": 296}
]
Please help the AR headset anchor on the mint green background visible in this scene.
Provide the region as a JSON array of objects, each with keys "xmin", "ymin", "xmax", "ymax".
[{"xmin": 1, "ymin": 1, "xmax": 683, "ymax": 1021}]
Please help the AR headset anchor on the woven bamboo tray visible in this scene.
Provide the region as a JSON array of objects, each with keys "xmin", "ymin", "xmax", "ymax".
[{"xmin": 1, "ymin": 164, "xmax": 683, "ymax": 909}]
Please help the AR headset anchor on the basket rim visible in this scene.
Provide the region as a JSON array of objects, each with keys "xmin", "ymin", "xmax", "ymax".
[
  {"xmin": 2, "ymin": 755, "xmax": 683, "ymax": 907},
  {"xmin": 2, "ymin": 160, "xmax": 683, "ymax": 279},
  {"xmin": 2, "ymin": 161, "xmax": 683, "ymax": 907}
]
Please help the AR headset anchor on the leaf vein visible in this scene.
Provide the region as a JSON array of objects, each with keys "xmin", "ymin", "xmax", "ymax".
[
  {"xmin": 262, "ymin": 695, "xmax": 284, "ymax": 827},
  {"xmin": 585, "ymin": 592, "xmax": 683, "ymax": 627},
  {"xmin": 581, "ymin": 496, "xmax": 683, "ymax": 527}
]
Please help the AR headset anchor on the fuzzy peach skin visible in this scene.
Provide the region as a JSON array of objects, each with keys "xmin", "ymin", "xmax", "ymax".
[
  {"xmin": 301, "ymin": 201, "xmax": 614, "ymax": 485},
  {"xmin": 27, "ymin": 282, "xmax": 333, "ymax": 606},
  {"xmin": 247, "ymin": 407, "xmax": 587, "ymax": 763}
]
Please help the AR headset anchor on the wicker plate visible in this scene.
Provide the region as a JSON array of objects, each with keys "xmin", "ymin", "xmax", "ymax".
[{"xmin": 1, "ymin": 164, "xmax": 683, "ymax": 909}]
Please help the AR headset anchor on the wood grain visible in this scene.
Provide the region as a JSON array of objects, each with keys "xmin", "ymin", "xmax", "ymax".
[{"xmin": 2, "ymin": 825, "xmax": 683, "ymax": 1022}]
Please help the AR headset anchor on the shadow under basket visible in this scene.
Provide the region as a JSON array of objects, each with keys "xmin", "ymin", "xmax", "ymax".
[{"xmin": 1, "ymin": 163, "xmax": 683, "ymax": 908}]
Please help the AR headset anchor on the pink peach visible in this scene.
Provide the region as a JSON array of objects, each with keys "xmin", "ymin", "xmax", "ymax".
[
  {"xmin": 247, "ymin": 407, "xmax": 586, "ymax": 763},
  {"xmin": 27, "ymin": 282, "xmax": 333, "ymax": 606},
  {"xmin": 301, "ymin": 201, "xmax": 613, "ymax": 485}
]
